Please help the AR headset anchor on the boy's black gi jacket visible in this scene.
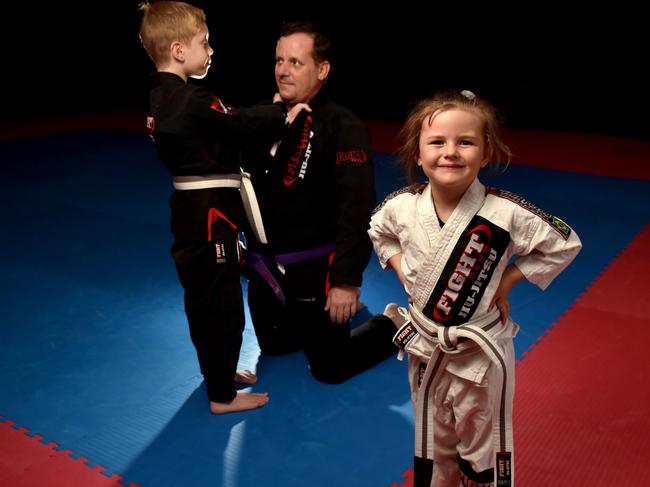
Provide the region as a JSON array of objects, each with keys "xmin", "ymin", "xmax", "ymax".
[{"xmin": 148, "ymin": 72, "xmax": 287, "ymax": 240}]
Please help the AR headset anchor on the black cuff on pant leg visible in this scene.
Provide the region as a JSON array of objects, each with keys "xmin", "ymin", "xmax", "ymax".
[
  {"xmin": 205, "ymin": 378, "xmax": 237, "ymax": 404},
  {"xmin": 413, "ymin": 456, "xmax": 434, "ymax": 487},
  {"xmin": 458, "ymin": 453, "xmax": 494, "ymax": 485}
]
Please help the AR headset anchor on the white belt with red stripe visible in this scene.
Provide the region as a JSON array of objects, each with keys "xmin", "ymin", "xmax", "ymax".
[{"xmin": 172, "ymin": 171, "xmax": 267, "ymax": 244}]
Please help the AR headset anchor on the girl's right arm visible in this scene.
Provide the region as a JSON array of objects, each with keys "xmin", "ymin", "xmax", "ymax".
[
  {"xmin": 387, "ymin": 252, "xmax": 406, "ymax": 287},
  {"xmin": 368, "ymin": 199, "xmax": 409, "ymax": 299}
]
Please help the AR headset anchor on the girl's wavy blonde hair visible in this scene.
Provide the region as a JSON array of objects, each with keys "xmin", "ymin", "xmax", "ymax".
[{"xmin": 399, "ymin": 90, "xmax": 512, "ymax": 183}]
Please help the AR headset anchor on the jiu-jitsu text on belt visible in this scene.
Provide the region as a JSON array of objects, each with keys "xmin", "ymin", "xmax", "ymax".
[
  {"xmin": 393, "ymin": 305, "xmax": 514, "ymax": 486},
  {"xmin": 173, "ymin": 171, "xmax": 267, "ymax": 244}
]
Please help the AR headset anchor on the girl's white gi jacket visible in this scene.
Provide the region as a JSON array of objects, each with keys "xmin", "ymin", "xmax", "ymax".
[{"xmin": 368, "ymin": 178, "xmax": 582, "ymax": 378}]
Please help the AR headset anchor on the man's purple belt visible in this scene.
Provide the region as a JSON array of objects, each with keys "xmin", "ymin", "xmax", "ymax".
[{"xmin": 246, "ymin": 242, "xmax": 336, "ymax": 305}]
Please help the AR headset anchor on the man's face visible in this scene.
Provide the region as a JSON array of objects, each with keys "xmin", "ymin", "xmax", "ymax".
[{"xmin": 275, "ymin": 33, "xmax": 329, "ymax": 107}]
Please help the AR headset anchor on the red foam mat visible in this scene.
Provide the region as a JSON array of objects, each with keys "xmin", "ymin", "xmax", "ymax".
[
  {"xmin": 365, "ymin": 121, "xmax": 650, "ymax": 180},
  {"xmin": 514, "ymin": 224, "xmax": 650, "ymax": 485},
  {"xmin": 0, "ymin": 419, "xmax": 137, "ymax": 487},
  {"xmin": 4, "ymin": 115, "xmax": 649, "ymax": 181},
  {"xmin": 504, "ymin": 129, "xmax": 650, "ymax": 180}
]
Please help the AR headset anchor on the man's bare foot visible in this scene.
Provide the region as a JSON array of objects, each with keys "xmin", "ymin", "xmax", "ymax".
[
  {"xmin": 210, "ymin": 391, "xmax": 269, "ymax": 414},
  {"xmin": 235, "ymin": 369, "xmax": 257, "ymax": 384},
  {"xmin": 383, "ymin": 303, "xmax": 406, "ymax": 328}
]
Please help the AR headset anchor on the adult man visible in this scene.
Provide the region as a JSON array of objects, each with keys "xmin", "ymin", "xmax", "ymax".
[{"xmin": 244, "ymin": 21, "xmax": 397, "ymax": 383}]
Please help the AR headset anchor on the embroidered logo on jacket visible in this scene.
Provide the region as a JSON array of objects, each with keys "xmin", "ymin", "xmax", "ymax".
[
  {"xmin": 283, "ymin": 114, "xmax": 314, "ymax": 186},
  {"xmin": 423, "ymin": 216, "xmax": 510, "ymax": 325},
  {"xmin": 336, "ymin": 150, "xmax": 367, "ymax": 165},
  {"xmin": 210, "ymin": 96, "xmax": 233, "ymax": 115},
  {"xmin": 489, "ymin": 188, "xmax": 571, "ymax": 240},
  {"xmin": 146, "ymin": 115, "xmax": 155, "ymax": 133}
]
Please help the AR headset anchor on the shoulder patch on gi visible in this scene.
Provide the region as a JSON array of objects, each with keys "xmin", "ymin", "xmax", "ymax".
[
  {"xmin": 146, "ymin": 115, "xmax": 155, "ymax": 133},
  {"xmin": 488, "ymin": 187, "xmax": 572, "ymax": 240},
  {"xmin": 210, "ymin": 95, "xmax": 234, "ymax": 115},
  {"xmin": 336, "ymin": 150, "xmax": 368, "ymax": 165},
  {"xmin": 372, "ymin": 182, "xmax": 427, "ymax": 216}
]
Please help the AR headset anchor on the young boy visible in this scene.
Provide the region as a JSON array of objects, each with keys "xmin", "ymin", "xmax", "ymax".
[{"xmin": 138, "ymin": 1, "xmax": 307, "ymax": 414}]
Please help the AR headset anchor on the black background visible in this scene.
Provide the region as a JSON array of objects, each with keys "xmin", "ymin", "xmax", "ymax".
[{"xmin": 4, "ymin": 3, "xmax": 648, "ymax": 139}]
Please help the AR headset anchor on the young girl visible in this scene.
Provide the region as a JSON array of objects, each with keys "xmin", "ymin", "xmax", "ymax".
[{"xmin": 369, "ymin": 90, "xmax": 582, "ymax": 486}]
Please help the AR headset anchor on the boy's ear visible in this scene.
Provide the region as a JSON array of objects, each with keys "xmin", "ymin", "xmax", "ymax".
[{"xmin": 170, "ymin": 41, "xmax": 184, "ymax": 62}]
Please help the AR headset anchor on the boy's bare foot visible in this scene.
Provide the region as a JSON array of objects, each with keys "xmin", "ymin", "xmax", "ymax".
[
  {"xmin": 383, "ymin": 302, "xmax": 406, "ymax": 328},
  {"xmin": 210, "ymin": 391, "xmax": 269, "ymax": 414},
  {"xmin": 234, "ymin": 369, "xmax": 257, "ymax": 385}
]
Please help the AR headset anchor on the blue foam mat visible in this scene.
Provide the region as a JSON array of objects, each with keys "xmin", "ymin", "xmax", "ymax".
[{"xmin": 1, "ymin": 131, "xmax": 648, "ymax": 486}]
